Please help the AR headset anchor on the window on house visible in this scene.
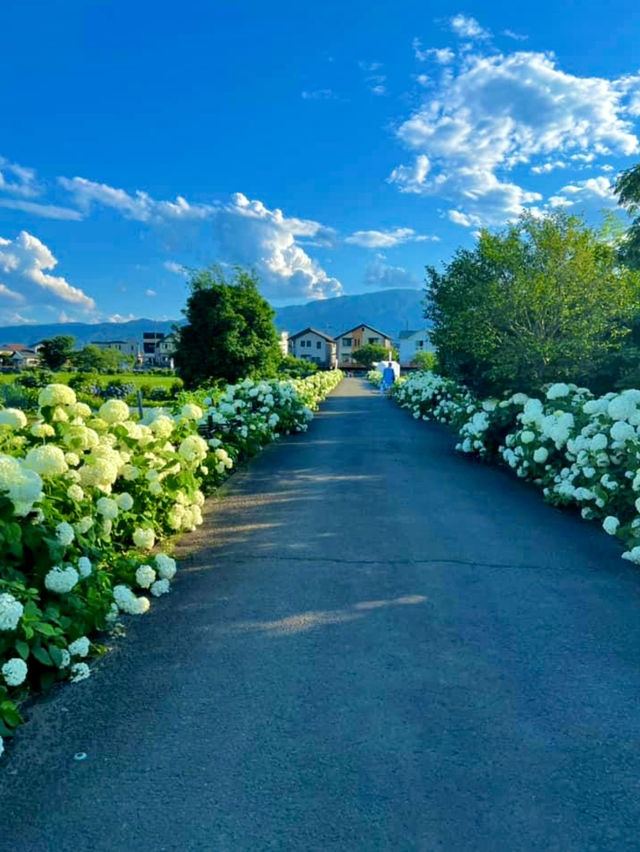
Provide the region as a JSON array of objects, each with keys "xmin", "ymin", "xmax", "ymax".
[
  {"xmin": 418, "ymin": 340, "xmax": 424, "ymax": 349},
  {"xmin": 368, "ymin": 337, "xmax": 379, "ymax": 344},
  {"xmin": 316, "ymin": 341, "xmax": 322, "ymax": 349},
  {"xmin": 342, "ymin": 338, "xmax": 352, "ymax": 346}
]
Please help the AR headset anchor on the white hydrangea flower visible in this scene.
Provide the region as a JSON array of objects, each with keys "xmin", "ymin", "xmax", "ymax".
[
  {"xmin": 533, "ymin": 447, "xmax": 549, "ymax": 464},
  {"xmin": 55, "ymin": 521, "xmax": 75, "ymax": 547},
  {"xmin": 77, "ymin": 556, "xmax": 92, "ymax": 578},
  {"xmin": 622, "ymin": 546, "xmax": 640, "ymax": 564},
  {"xmin": 135, "ymin": 564, "xmax": 157, "ymax": 588},
  {"xmin": 44, "ymin": 565, "xmax": 79, "ymax": 594},
  {"xmin": 610, "ymin": 421, "xmax": 635, "ymax": 443},
  {"xmin": 0, "ymin": 408, "xmax": 27, "ymax": 429},
  {"xmin": 30, "ymin": 422, "xmax": 55, "ymax": 438},
  {"xmin": 178, "ymin": 435, "xmax": 208, "ymax": 465},
  {"xmin": 546, "ymin": 383, "xmax": 570, "ymax": 400},
  {"xmin": 113, "ymin": 584, "xmax": 151, "ymax": 615},
  {"xmin": 607, "ymin": 395, "xmax": 636, "ymax": 422},
  {"xmin": 96, "ymin": 496, "xmax": 119, "ymax": 519},
  {"xmin": 70, "ymin": 662, "xmax": 90, "ymax": 682},
  {"xmin": 0, "ymin": 454, "xmax": 43, "ymax": 516},
  {"xmin": 133, "ymin": 527, "xmax": 155, "ymax": 550},
  {"xmin": 155, "ymin": 554, "xmax": 177, "ymax": 580},
  {"xmin": 2, "ymin": 657, "xmax": 28, "ymax": 686},
  {"xmin": 520, "ymin": 431, "xmax": 535, "ymax": 444},
  {"xmin": 602, "ymin": 516, "xmax": 620, "ymax": 535},
  {"xmin": 67, "ymin": 484, "xmax": 84, "ymax": 501},
  {"xmin": 98, "ymin": 399, "xmax": 130, "ymax": 424},
  {"xmin": 75, "ymin": 516, "xmax": 94, "ymax": 535},
  {"xmin": 58, "ymin": 648, "xmax": 71, "ymax": 668},
  {"xmin": 149, "ymin": 415, "xmax": 175, "ymax": 439},
  {"xmin": 68, "ymin": 636, "xmax": 90, "ymax": 657},
  {"xmin": 151, "ymin": 579, "xmax": 170, "ymax": 597},
  {"xmin": 180, "ymin": 403, "xmax": 203, "ymax": 421},
  {"xmin": 24, "ymin": 444, "xmax": 68, "ymax": 477},
  {"xmin": 38, "ymin": 384, "xmax": 76, "ymax": 408},
  {"xmin": 0, "ymin": 593, "xmax": 24, "ymax": 631},
  {"xmin": 116, "ymin": 492, "xmax": 134, "ymax": 511}
]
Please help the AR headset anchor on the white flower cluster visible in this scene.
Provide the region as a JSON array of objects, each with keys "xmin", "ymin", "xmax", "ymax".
[{"xmin": 0, "ymin": 592, "xmax": 24, "ymax": 631}]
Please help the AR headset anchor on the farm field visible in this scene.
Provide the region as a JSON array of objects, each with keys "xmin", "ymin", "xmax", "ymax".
[{"xmin": 0, "ymin": 372, "xmax": 180, "ymax": 390}]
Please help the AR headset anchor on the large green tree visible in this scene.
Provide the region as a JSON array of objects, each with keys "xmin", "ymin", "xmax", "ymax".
[
  {"xmin": 425, "ymin": 212, "xmax": 640, "ymax": 396},
  {"xmin": 71, "ymin": 345, "xmax": 133, "ymax": 373},
  {"xmin": 174, "ymin": 266, "xmax": 281, "ymax": 388},
  {"xmin": 39, "ymin": 336, "xmax": 75, "ymax": 370},
  {"xmin": 352, "ymin": 343, "xmax": 391, "ymax": 368},
  {"xmin": 614, "ymin": 163, "xmax": 640, "ymax": 269}
]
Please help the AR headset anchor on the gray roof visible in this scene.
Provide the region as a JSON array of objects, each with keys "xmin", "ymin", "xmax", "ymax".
[
  {"xmin": 398, "ymin": 329, "xmax": 430, "ymax": 340},
  {"xmin": 289, "ymin": 327, "xmax": 335, "ymax": 342}
]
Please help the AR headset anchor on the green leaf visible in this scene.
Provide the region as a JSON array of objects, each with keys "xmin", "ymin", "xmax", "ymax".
[
  {"xmin": 0, "ymin": 700, "xmax": 24, "ymax": 728},
  {"xmin": 31, "ymin": 645, "xmax": 53, "ymax": 666},
  {"xmin": 34, "ymin": 622, "xmax": 59, "ymax": 637},
  {"xmin": 48, "ymin": 645, "xmax": 64, "ymax": 668},
  {"xmin": 14, "ymin": 640, "xmax": 29, "ymax": 660}
]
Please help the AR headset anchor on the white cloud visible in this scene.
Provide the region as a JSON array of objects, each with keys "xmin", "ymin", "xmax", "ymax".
[
  {"xmin": 0, "ymin": 157, "xmax": 40, "ymax": 198},
  {"xmin": 450, "ymin": 15, "xmax": 491, "ymax": 40},
  {"xmin": 0, "ymin": 231, "xmax": 95, "ymax": 323},
  {"xmin": 212, "ymin": 193, "xmax": 342, "ymax": 300},
  {"xmin": 415, "ymin": 74, "xmax": 431, "ymax": 87},
  {"xmin": 530, "ymin": 161, "xmax": 567, "ymax": 174},
  {"xmin": 549, "ymin": 176, "xmax": 617, "ymax": 209},
  {"xmin": 412, "ymin": 39, "xmax": 455, "ymax": 64},
  {"xmin": 164, "ymin": 261, "xmax": 186, "ymax": 275},
  {"xmin": 345, "ymin": 227, "xmax": 438, "ymax": 247},
  {"xmin": 391, "ymin": 46, "xmax": 640, "ymax": 225},
  {"xmin": 58, "ymin": 176, "xmax": 214, "ymax": 222},
  {"xmin": 363, "ymin": 259, "xmax": 420, "ymax": 289},
  {"xmin": 448, "ymin": 209, "xmax": 480, "ymax": 227},
  {"xmin": 145, "ymin": 288, "xmax": 157, "ymax": 297},
  {"xmin": 0, "ymin": 283, "xmax": 24, "ymax": 302},
  {"xmin": 0, "ymin": 199, "xmax": 83, "ymax": 220},
  {"xmin": 502, "ymin": 29, "xmax": 528, "ymax": 41},
  {"xmin": 359, "ymin": 61, "xmax": 387, "ymax": 95}
]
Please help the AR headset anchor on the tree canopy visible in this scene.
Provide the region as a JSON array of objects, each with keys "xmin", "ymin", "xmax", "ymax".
[
  {"xmin": 71, "ymin": 345, "xmax": 134, "ymax": 373},
  {"xmin": 425, "ymin": 212, "xmax": 640, "ymax": 396},
  {"xmin": 173, "ymin": 266, "xmax": 282, "ymax": 388},
  {"xmin": 352, "ymin": 343, "xmax": 391, "ymax": 368},
  {"xmin": 39, "ymin": 336, "xmax": 75, "ymax": 370},
  {"xmin": 614, "ymin": 163, "xmax": 640, "ymax": 269}
]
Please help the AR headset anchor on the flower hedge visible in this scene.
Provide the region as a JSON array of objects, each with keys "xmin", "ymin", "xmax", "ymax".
[
  {"xmin": 393, "ymin": 370, "xmax": 640, "ymax": 567},
  {"xmin": 0, "ymin": 370, "xmax": 342, "ymax": 755}
]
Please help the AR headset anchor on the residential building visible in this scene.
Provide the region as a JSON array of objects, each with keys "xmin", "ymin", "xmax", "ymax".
[
  {"xmin": 154, "ymin": 333, "xmax": 177, "ymax": 368},
  {"xmin": 141, "ymin": 332, "xmax": 166, "ymax": 366},
  {"xmin": 288, "ymin": 328, "xmax": 336, "ymax": 368},
  {"xmin": 93, "ymin": 339, "xmax": 141, "ymax": 359},
  {"xmin": 0, "ymin": 344, "xmax": 41, "ymax": 369},
  {"xmin": 398, "ymin": 329, "xmax": 433, "ymax": 367},
  {"xmin": 334, "ymin": 323, "xmax": 393, "ymax": 367}
]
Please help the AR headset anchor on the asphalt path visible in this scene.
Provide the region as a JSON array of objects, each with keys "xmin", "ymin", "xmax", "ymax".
[{"xmin": 3, "ymin": 378, "xmax": 640, "ymax": 851}]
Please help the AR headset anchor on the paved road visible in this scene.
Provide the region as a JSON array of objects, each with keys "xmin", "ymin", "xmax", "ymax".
[{"xmin": 4, "ymin": 378, "xmax": 640, "ymax": 851}]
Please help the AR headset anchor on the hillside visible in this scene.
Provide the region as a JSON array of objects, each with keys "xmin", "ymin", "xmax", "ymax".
[{"xmin": 0, "ymin": 289, "xmax": 427, "ymax": 347}]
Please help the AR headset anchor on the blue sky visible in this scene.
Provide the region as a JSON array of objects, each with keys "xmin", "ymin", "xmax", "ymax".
[{"xmin": 1, "ymin": 0, "xmax": 639, "ymax": 324}]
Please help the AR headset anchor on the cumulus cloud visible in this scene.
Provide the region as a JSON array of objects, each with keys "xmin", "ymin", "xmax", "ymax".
[
  {"xmin": 0, "ymin": 231, "xmax": 95, "ymax": 322},
  {"xmin": 502, "ymin": 29, "xmax": 528, "ymax": 41},
  {"xmin": 58, "ymin": 176, "xmax": 214, "ymax": 222},
  {"xmin": 212, "ymin": 193, "xmax": 342, "ymax": 300},
  {"xmin": 363, "ymin": 259, "xmax": 420, "ymax": 289},
  {"xmin": 449, "ymin": 15, "xmax": 491, "ymax": 40},
  {"xmin": 548, "ymin": 176, "xmax": 617, "ymax": 209},
  {"xmin": 164, "ymin": 261, "xmax": 186, "ymax": 275},
  {"xmin": 345, "ymin": 227, "xmax": 438, "ymax": 247},
  {"xmin": 393, "ymin": 42, "xmax": 640, "ymax": 225}
]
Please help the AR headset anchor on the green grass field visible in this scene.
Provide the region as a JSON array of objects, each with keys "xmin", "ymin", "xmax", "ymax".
[{"xmin": 0, "ymin": 372, "xmax": 180, "ymax": 390}]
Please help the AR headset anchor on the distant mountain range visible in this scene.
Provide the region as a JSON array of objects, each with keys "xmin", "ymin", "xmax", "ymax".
[{"xmin": 0, "ymin": 288, "xmax": 427, "ymax": 347}]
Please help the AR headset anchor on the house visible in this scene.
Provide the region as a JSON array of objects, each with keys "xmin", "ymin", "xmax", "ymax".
[
  {"xmin": 288, "ymin": 328, "xmax": 337, "ymax": 368},
  {"xmin": 0, "ymin": 344, "xmax": 41, "ymax": 369},
  {"xmin": 93, "ymin": 339, "xmax": 141, "ymax": 364},
  {"xmin": 398, "ymin": 329, "xmax": 433, "ymax": 367},
  {"xmin": 334, "ymin": 323, "xmax": 393, "ymax": 367},
  {"xmin": 10, "ymin": 348, "xmax": 41, "ymax": 368},
  {"xmin": 154, "ymin": 333, "xmax": 177, "ymax": 368},
  {"xmin": 141, "ymin": 332, "xmax": 167, "ymax": 366}
]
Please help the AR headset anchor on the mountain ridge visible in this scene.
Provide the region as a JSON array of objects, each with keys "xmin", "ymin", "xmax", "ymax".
[{"xmin": 0, "ymin": 289, "xmax": 427, "ymax": 346}]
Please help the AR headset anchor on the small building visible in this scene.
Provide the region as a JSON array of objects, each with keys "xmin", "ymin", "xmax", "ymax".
[
  {"xmin": 154, "ymin": 333, "xmax": 177, "ymax": 369},
  {"xmin": 0, "ymin": 344, "xmax": 41, "ymax": 369},
  {"xmin": 288, "ymin": 328, "xmax": 337, "ymax": 368},
  {"xmin": 398, "ymin": 329, "xmax": 433, "ymax": 367},
  {"xmin": 93, "ymin": 339, "xmax": 141, "ymax": 359},
  {"xmin": 141, "ymin": 332, "xmax": 166, "ymax": 366},
  {"xmin": 278, "ymin": 331, "xmax": 289, "ymax": 359},
  {"xmin": 334, "ymin": 323, "xmax": 393, "ymax": 367}
]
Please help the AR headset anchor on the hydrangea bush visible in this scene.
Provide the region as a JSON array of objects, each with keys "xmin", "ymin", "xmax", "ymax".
[
  {"xmin": 394, "ymin": 371, "xmax": 640, "ymax": 571},
  {"xmin": 0, "ymin": 371, "xmax": 342, "ymax": 755}
]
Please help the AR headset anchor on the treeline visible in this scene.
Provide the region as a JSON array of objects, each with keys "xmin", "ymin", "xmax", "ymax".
[{"xmin": 425, "ymin": 162, "xmax": 640, "ymax": 397}]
